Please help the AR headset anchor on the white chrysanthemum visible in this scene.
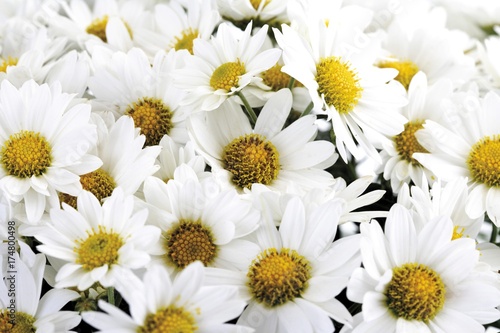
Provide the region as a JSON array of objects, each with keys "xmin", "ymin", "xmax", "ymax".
[
  {"xmin": 0, "ymin": 17, "xmax": 68, "ymax": 87},
  {"xmin": 58, "ymin": 115, "xmax": 160, "ymax": 208},
  {"xmin": 379, "ymin": 72, "xmax": 453, "ymax": 193},
  {"xmin": 47, "ymin": 0, "xmax": 151, "ymax": 52},
  {"xmin": 174, "ymin": 21, "xmax": 281, "ymax": 111},
  {"xmin": 35, "ymin": 188, "xmax": 161, "ymax": 290},
  {"xmin": 89, "ymin": 47, "xmax": 190, "ymax": 146},
  {"xmin": 347, "ymin": 204, "xmax": 500, "ymax": 332},
  {"xmin": 140, "ymin": 0, "xmax": 220, "ymax": 56},
  {"xmin": 0, "ymin": 80, "xmax": 100, "ymax": 224},
  {"xmin": 205, "ymin": 196, "xmax": 361, "ymax": 332},
  {"xmin": 188, "ymin": 89, "xmax": 337, "ymax": 194},
  {"xmin": 83, "ymin": 262, "xmax": 252, "ymax": 333},
  {"xmin": 414, "ymin": 90, "xmax": 500, "ymax": 226},
  {"xmin": 153, "ymin": 135, "xmax": 210, "ymax": 183},
  {"xmin": 141, "ymin": 165, "xmax": 260, "ymax": 272},
  {"xmin": 274, "ymin": 6, "xmax": 407, "ymax": 162},
  {"xmin": 216, "ymin": 0, "xmax": 288, "ymax": 27},
  {"xmin": 378, "ymin": 18, "xmax": 476, "ymax": 90},
  {"xmin": 0, "ymin": 243, "xmax": 81, "ymax": 332}
]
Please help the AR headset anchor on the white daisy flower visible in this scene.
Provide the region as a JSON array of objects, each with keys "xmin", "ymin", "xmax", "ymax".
[
  {"xmin": 379, "ymin": 72, "xmax": 453, "ymax": 193},
  {"xmin": 47, "ymin": 0, "xmax": 151, "ymax": 52},
  {"xmin": 414, "ymin": 90, "xmax": 500, "ymax": 226},
  {"xmin": 0, "ymin": 243, "xmax": 81, "ymax": 332},
  {"xmin": 140, "ymin": 0, "xmax": 220, "ymax": 56},
  {"xmin": 89, "ymin": 47, "xmax": 190, "ymax": 146},
  {"xmin": 205, "ymin": 196, "xmax": 361, "ymax": 332},
  {"xmin": 347, "ymin": 204, "xmax": 500, "ymax": 332},
  {"xmin": 216, "ymin": 0, "xmax": 289, "ymax": 28},
  {"xmin": 188, "ymin": 89, "xmax": 338, "ymax": 194},
  {"xmin": 274, "ymin": 6, "xmax": 408, "ymax": 162},
  {"xmin": 153, "ymin": 135, "xmax": 210, "ymax": 183},
  {"xmin": 174, "ymin": 21, "xmax": 281, "ymax": 111},
  {"xmin": 141, "ymin": 167, "xmax": 260, "ymax": 272},
  {"xmin": 35, "ymin": 187, "xmax": 161, "ymax": 290},
  {"xmin": 82, "ymin": 261, "xmax": 252, "ymax": 333},
  {"xmin": 0, "ymin": 80, "xmax": 100, "ymax": 224},
  {"xmin": 58, "ymin": 115, "xmax": 161, "ymax": 208}
]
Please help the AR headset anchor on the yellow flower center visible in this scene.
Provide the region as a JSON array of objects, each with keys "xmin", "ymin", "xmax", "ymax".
[
  {"xmin": 247, "ymin": 248, "xmax": 311, "ymax": 307},
  {"xmin": 394, "ymin": 121, "xmax": 428, "ymax": 166},
  {"xmin": 378, "ymin": 60, "xmax": 419, "ymax": 90},
  {"xmin": 86, "ymin": 15, "xmax": 133, "ymax": 43},
  {"xmin": 0, "ymin": 56, "xmax": 18, "ymax": 73},
  {"xmin": 451, "ymin": 226, "xmax": 465, "ymax": 240},
  {"xmin": 126, "ymin": 97, "xmax": 173, "ymax": 146},
  {"xmin": 0, "ymin": 311, "xmax": 36, "ymax": 333},
  {"xmin": 467, "ymin": 135, "xmax": 500, "ymax": 188},
  {"xmin": 385, "ymin": 263, "xmax": 445, "ymax": 322},
  {"xmin": 59, "ymin": 168, "xmax": 116, "ymax": 208},
  {"xmin": 1, "ymin": 130, "xmax": 52, "ymax": 178},
  {"xmin": 222, "ymin": 133, "xmax": 280, "ymax": 189},
  {"xmin": 315, "ymin": 56, "xmax": 363, "ymax": 114},
  {"xmin": 173, "ymin": 28, "xmax": 199, "ymax": 54},
  {"xmin": 250, "ymin": 0, "xmax": 271, "ymax": 10},
  {"xmin": 209, "ymin": 61, "xmax": 246, "ymax": 92},
  {"xmin": 261, "ymin": 64, "xmax": 302, "ymax": 91},
  {"xmin": 164, "ymin": 219, "xmax": 217, "ymax": 269},
  {"xmin": 75, "ymin": 226, "xmax": 124, "ymax": 271},
  {"xmin": 137, "ymin": 306, "xmax": 197, "ymax": 333}
]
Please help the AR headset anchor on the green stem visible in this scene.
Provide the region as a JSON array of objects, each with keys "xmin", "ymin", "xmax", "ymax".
[
  {"xmin": 301, "ymin": 101, "xmax": 314, "ymax": 117},
  {"xmin": 490, "ymin": 223, "xmax": 498, "ymax": 243},
  {"xmin": 287, "ymin": 77, "xmax": 296, "ymax": 90},
  {"xmin": 107, "ymin": 287, "xmax": 115, "ymax": 306},
  {"xmin": 236, "ymin": 91, "xmax": 257, "ymax": 126}
]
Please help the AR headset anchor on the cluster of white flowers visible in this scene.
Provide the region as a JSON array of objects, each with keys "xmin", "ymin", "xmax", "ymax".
[{"xmin": 1, "ymin": 0, "xmax": 500, "ymax": 332}]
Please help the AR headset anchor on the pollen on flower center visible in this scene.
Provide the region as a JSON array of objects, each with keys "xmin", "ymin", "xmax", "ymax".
[
  {"xmin": 451, "ymin": 226, "xmax": 465, "ymax": 240},
  {"xmin": 173, "ymin": 28, "xmax": 199, "ymax": 54},
  {"xmin": 0, "ymin": 56, "xmax": 18, "ymax": 73},
  {"xmin": 467, "ymin": 135, "xmax": 500, "ymax": 188},
  {"xmin": 250, "ymin": 0, "xmax": 271, "ymax": 10},
  {"xmin": 0, "ymin": 310, "xmax": 36, "ymax": 333},
  {"xmin": 137, "ymin": 306, "xmax": 198, "ymax": 333},
  {"xmin": 248, "ymin": 248, "xmax": 311, "ymax": 307},
  {"xmin": 164, "ymin": 219, "xmax": 217, "ymax": 268},
  {"xmin": 316, "ymin": 56, "xmax": 363, "ymax": 114},
  {"xmin": 1, "ymin": 130, "xmax": 52, "ymax": 178},
  {"xmin": 394, "ymin": 121, "xmax": 428, "ymax": 166},
  {"xmin": 60, "ymin": 168, "xmax": 116, "ymax": 208},
  {"xmin": 223, "ymin": 133, "xmax": 280, "ymax": 189},
  {"xmin": 209, "ymin": 61, "xmax": 246, "ymax": 92},
  {"xmin": 262, "ymin": 64, "xmax": 302, "ymax": 91},
  {"xmin": 378, "ymin": 60, "xmax": 419, "ymax": 90},
  {"xmin": 75, "ymin": 226, "xmax": 124, "ymax": 271},
  {"xmin": 126, "ymin": 97, "xmax": 174, "ymax": 146},
  {"xmin": 86, "ymin": 15, "xmax": 133, "ymax": 43},
  {"xmin": 385, "ymin": 263, "xmax": 445, "ymax": 322}
]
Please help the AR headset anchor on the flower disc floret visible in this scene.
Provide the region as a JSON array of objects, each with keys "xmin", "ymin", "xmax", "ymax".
[
  {"xmin": 394, "ymin": 121, "xmax": 428, "ymax": 166},
  {"xmin": 385, "ymin": 263, "xmax": 445, "ymax": 322},
  {"xmin": 86, "ymin": 15, "xmax": 132, "ymax": 42},
  {"xmin": 209, "ymin": 61, "xmax": 246, "ymax": 91},
  {"xmin": 262, "ymin": 64, "xmax": 300, "ymax": 91},
  {"xmin": 0, "ymin": 57, "xmax": 18, "ymax": 73},
  {"xmin": 137, "ymin": 306, "xmax": 197, "ymax": 333},
  {"xmin": 75, "ymin": 226, "xmax": 124, "ymax": 271},
  {"xmin": 164, "ymin": 219, "xmax": 217, "ymax": 268},
  {"xmin": 222, "ymin": 133, "xmax": 280, "ymax": 189},
  {"xmin": 1, "ymin": 130, "xmax": 52, "ymax": 178},
  {"xmin": 126, "ymin": 97, "xmax": 173, "ymax": 146},
  {"xmin": 60, "ymin": 168, "xmax": 116, "ymax": 208},
  {"xmin": 250, "ymin": 0, "xmax": 271, "ymax": 10},
  {"xmin": 247, "ymin": 248, "xmax": 311, "ymax": 307},
  {"xmin": 173, "ymin": 28, "xmax": 199, "ymax": 54},
  {"xmin": 315, "ymin": 56, "xmax": 363, "ymax": 114},
  {"xmin": 378, "ymin": 60, "xmax": 419, "ymax": 90},
  {"xmin": 0, "ymin": 311, "xmax": 36, "ymax": 333},
  {"xmin": 467, "ymin": 135, "xmax": 500, "ymax": 187}
]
